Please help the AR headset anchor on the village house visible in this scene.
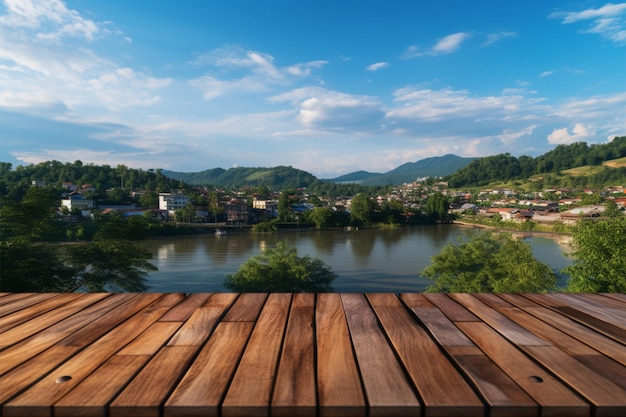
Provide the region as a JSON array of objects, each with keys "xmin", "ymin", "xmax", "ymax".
[
  {"xmin": 559, "ymin": 205, "xmax": 605, "ymax": 225},
  {"xmin": 158, "ymin": 192, "xmax": 190, "ymax": 215},
  {"xmin": 61, "ymin": 192, "xmax": 94, "ymax": 212}
]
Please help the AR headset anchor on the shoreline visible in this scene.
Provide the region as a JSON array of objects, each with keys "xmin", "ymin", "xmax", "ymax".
[{"xmin": 452, "ymin": 220, "xmax": 572, "ymax": 239}]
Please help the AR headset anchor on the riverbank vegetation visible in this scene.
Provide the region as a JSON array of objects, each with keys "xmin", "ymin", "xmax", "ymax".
[
  {"xmin": 421, "ymin": 232, "xmax": 557, "ymax": 293},
  {"xmin": 224, "ymin": 241, "xmax": 336, "ymax": 292}
]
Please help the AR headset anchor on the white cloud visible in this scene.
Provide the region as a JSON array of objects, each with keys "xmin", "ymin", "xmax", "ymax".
[
  {"xmin": 0, "ymin": 0, "xmax": 123, "ymax": 43},
  {"xmin": 540, "ymin": 70, "xmax": 555, "ymax": 77},
  {"xmin": 401, "ymin": 45, "xmax": 421, "ymax": 59},
  {"xmin": 387, "ymin": 87, "xmax": 543, "ymax": 121},
  {"xmin": 499, "ymin": 125, "xmax": 537, "ymax": 145},
  {"xmin": 559, "ymin": 3, "xmax": 626, "ymax": 23},
  {"xmin": 482, "ymin": 31, "xmax": 517, "ymax": 46},
  {"xmin": 431, "ymin": 32, "xmax": 470, "ymax": 54},
  {"xmin": 402, "ymin": 32, "xmax": 470, "ymax": 58},
  {"xmin": 366, "ymin": 62, "xmax": 389, "ymax": 71},
  {"xmin": 551, "ymin": 3, "xmax": 626, "ymax": 44},
  {"xmin": 547, "ymin": 123, "xmax": 594, "ymax": 144},
  {"xmin": 270, "ymin": 87, "xmax": 384, "ymax": 132},
  {"xmin": 189, "ymin": 47, "xmax": 327, "ymax": 99}
]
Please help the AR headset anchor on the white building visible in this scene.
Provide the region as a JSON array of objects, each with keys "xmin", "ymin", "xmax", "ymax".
[
  {"xmin": 61, "ymin": 193, "xmax": 94, "ymax": 211},
  {"xmin": 158, "ymin": 192, "xmax": 190, "ymax": 214}
]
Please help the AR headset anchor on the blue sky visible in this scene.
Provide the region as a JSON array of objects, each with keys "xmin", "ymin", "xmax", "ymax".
[{"xmin": 1, "ymin": 1, "xmax": 625, "ymax": 177}]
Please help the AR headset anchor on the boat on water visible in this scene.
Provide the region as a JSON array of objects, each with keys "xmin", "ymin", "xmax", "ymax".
[{"xmin": 215, "ymin": 229, "xmax": 227, "ymax": 236}]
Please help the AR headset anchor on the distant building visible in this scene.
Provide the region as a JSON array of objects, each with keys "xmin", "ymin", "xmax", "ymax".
[
  {"xmin": 226, "ymin": 200, "xmax": 250, "ymax": 224},
  {"xmin": 31, "ymin": 180, "xmax": 46, "ymax": 187},
  {"xmin": 62, "ymin": 182, "xmax": 78, "ymax": 191},
  {"xmin": 158, "ymin": 192, "xmax": 190, "ymax": 214},
  {"xmin": 61, "ymin": 193, "xmax": 94, "ymax": 211},
  {"xmin": 252, "ymin": 197, "xmax": 277, "ymax": 218}
]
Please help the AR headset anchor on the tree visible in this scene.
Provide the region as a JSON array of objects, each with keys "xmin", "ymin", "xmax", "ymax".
[
  {"xmin": 308, "ymin": 207, "xmax": 334, "ymax": 228},
  {"xmin": 350, "ymin": 193, "xmax": 374, "ymax": 225},
  {"xmin": 424, "ymin": 192, "xmax": 450, "ymax": 222},
  {"xmin": 65, "ymin": 240, "xmax": 156, "ymax": 292},
  {"xmin": 175, "ymin": 202, "xmax": 196, "ymax": 222},
  {"xmin": 422, "ymin": 232, "xmax": 557, "ymax": 293},
  {"xmin": 564, "ymin": 216, "xmax": 626, "ymax": 293},
  {"xmin": 0, "ymin": 192, "xmax": 157, "ymax": 292},
  {"xmin": 278, "ymin": 191, "xmax": 291, "ymax": 221},
  {"xmin": 224, "ymin": 241, "xmax": 336, "ymax": 292},
  {"xmin": 0, "ymin": 239, "xmax": 77, "ymax": 292}
]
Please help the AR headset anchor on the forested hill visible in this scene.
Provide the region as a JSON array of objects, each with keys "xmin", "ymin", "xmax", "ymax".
[
  {"xmin": 0, "ymin": 160, "xmax": 180, "ymax": 198},
  {"xmin": 162, "ymin": 166, "xmax": 317, "ymax": 189},
  {"xmin": 445, "ymin": 136, "xmax": 626, "ymax": 188}
]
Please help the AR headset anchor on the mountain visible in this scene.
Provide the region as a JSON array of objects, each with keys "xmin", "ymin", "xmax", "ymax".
[
  {"xmin": 325, "ymin": 170, "xmax": 382, "ymax": 184},
  {"xmin": 162, "ymin": 165, "xmax": 317, "ymax": 189},
  {"xmin": 326, "ymin": 154, "xmax": 476, "ymax": 186}
]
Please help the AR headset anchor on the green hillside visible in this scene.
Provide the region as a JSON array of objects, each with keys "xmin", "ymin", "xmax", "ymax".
[
  {"xmin": 162, "ymin": 165, "xmax": 317, "ymax": 189},
  {"xmin": 446, "ymin": 136, "xmax": 626, "ymax": 188}
]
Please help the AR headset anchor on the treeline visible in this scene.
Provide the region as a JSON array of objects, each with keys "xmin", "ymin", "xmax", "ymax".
[
  {"xmin": 0, "ymin": 160, "xmax": 182, "ymax": 202},
  {"xmin": 446, "ymin": 136, "xmax": 626, "ymax": 188}
]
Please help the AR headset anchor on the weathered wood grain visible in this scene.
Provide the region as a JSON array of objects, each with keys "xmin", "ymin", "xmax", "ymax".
[
  {"xmin": 271, "ymin": 293, "xmax": 316, "ymax": 417},
  {"xmin": 316, "ymin": 293, "xmax": 366, "ymax": 417},
  {"xmin": 222, "ymin": 293, "xmax": 292, "ymax": 417},
  {"xmin": 368, "ymin": 293, "xmax": 484, "ymax": 417},
  {"xmin": 457, "ymin": 321, "xmax": 589, "ymax": 417},
  {"xmin": 341, "ymin": 293, "xmax": 420, "ymax": 417},
  {"xmin": 402, "ymin": 293, "xmax": 538, "ymax": 417},
  {"xmin": 0, "ymin": 293, "xmax": 624, "ymax": 417}
]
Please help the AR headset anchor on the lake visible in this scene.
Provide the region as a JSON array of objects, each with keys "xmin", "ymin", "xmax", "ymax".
[{"xmin": 141, "ymin": 225, "xmax": 573, "ymax": 292}]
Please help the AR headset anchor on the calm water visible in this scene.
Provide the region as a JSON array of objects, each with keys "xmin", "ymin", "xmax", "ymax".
[{"xmin": 142, "ymin": 225, "xmax": 573, "ymax": 292}]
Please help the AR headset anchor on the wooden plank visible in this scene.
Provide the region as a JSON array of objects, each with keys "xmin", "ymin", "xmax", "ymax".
[
  {"xmin": 222, "ymin": 293, "xmax": 267, "ymax": 322},
  {"xmin": 54, "ymin": 317, "xmax": 182, "ymax": 417},
  {"xmin": 3, "ymin": 294, "xmax": 185, "ymax": 417},
  {"xmin": 422, "ymin": 293, "xmax": 480, "ymax": 321},
  {"xmin": 402, "ymin": 294, "xmax": 538, "ymax": 417},
  {"xmin": 0, "ymin": 294, "xmax": 134, "ymax": 376},
  {"xmin": 457, "ymin": 321, "xmax": 589, "ymax": 417},
  {"xmin": 316, "ymin": 293, "xmax": 366, "ymax": 417},
  {"xmin": 53, "ymin": 355, "xmax": 151, "ymax": 417},
  {"xmin": 600, "ymin": 293, "xmax": 626, "ymax": 302},
  {"xmin": 446, "ymin": 347, "xmax": 538, "ymax": 417},
  {"xmin": 502, "ymin": 294, "xmax": 626, "ymax": 364},
  {"xmin": 551, "ymin": 293, "xmax": 626, "ymax": 330},
  {"xmin": 523, "ymin": 345, "xmax": 626, "ymax": 416},
  {"xmin": 163, "ymin": 322, "xmax": 255, "ymax": 417},
  {"xmin": 0, "ymin": 293, "xmax": 39, "ymax": 310},
  {"xmin": 271, "ymin": 293, "xmax": 316, "ymax": 417},
  {"xmin": 167, "ymin": 293, "xmax": 238, "ymax": 347},
  {"xmin": 579, "ymin": 293, "xmax": 626, "ymax": 309},
  {"xmin": 450, "ymin": 294, "xmax": 550, "ymax": 346},
  {"xmin": 222, "ymin": 293, "xmax": 292, "ymax": 417},
  {"xmin": 341, "ymin": 294, "xmax": 420, "ymax": 417},
  {"xmin": 58, "ymin": 294, "xmax": 160, "ymax": 347},
  {"xmin": 0, "ymin": 295, "xmax": 145, "ymax": 404},
  {"xmin": 109, "ymin": 346, "xmax": 198, "ymax": 417},
  {"xmin": 110, "ymin": 294, "xmax": 236, "ymax": 417},
  {"xmin": 0, "ymin": 293, "xmax": 108, "ymax": 349},
  {"xmin": 525, "ymin": 294, "xmax": 625, "ymax": 342},
  {"xmin": 367, "ymin": 293, "xmax": 483, "ymax": 417},
  {"xmin": 116, "ymin": 321, "xmax": 182, "ymax": 356},
  {"xmin": 0, "ymin": 293, "xmax": 60, "ymax": 320},
  {"xmin": 477, "ymin": 294, "xmax": 626, "ymax": 389},
  {"xmin": 401, "ymin": 293, "xmax": 474, "ymax": 347},
  {"xmin": 158, "ymin": 293, "xmax": 213, "ymax": 322}
]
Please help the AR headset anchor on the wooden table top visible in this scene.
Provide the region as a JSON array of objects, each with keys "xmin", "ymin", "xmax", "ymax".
[{"xmin": 0, "ymin": 292, "xmax": 624, "ymax": 417}]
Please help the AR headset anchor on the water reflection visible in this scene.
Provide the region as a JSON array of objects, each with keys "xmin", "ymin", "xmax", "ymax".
[{"xmin": 141, "ymin": 225, "xmax": 573, "ymax": 293}]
